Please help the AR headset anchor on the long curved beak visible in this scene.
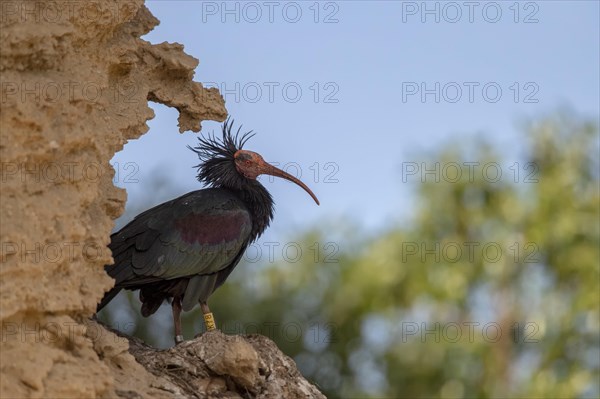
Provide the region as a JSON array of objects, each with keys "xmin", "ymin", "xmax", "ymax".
[{"xmin": 260, "ymin": 162, "xmax": 320, "ymax": 205}]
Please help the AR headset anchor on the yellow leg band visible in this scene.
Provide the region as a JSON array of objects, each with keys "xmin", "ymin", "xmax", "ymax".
[{"xmin": 203, "ymin": 312, "xmax": 216, "ymax": 331}]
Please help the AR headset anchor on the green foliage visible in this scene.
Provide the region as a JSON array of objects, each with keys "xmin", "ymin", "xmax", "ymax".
[{"xmin": 100, "ymin": 113, "xmax": 599, "ymax": 398}]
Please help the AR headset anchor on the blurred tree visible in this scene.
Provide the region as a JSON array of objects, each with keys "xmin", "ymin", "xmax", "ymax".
[{"xmin": 99, "ymin": 113, "xmax": 599, "ymax": 398}]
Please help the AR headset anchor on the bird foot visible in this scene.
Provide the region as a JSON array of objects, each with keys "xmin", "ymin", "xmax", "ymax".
[{"xmin": 174, "ymin": 335, "xmax": 184, "ymax": 345}]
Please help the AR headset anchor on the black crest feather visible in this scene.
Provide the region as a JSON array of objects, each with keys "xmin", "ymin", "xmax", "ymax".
[{"xmin": 188, "ymin": 118, "xmax": 256, "ymax": 188}]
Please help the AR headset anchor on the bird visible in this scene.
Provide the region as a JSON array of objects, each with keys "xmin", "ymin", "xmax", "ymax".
[{"xmin": 96, "ymin": 119, "xmax": 319, "ymax": 344}]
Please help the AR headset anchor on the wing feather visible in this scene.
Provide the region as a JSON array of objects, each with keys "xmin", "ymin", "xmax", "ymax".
[{"xmin": 106, "ymin": 189, "xmax": 252, "ymax": 289}]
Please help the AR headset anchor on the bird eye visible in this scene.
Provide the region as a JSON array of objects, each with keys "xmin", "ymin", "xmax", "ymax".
[{"xmin": 245, "ymin": 160, "xmax": 252, "ymax": 165}]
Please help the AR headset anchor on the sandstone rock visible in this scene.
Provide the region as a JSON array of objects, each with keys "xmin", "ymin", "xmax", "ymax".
[{"xmin": 111, "ymin": 325, "xmax": 326, "ymax": 399}]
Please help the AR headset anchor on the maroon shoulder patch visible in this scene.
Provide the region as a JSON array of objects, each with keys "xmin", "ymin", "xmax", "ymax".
[{"xmin": 174, "ymin": 210, "xmax": 250, "ymax": 245}]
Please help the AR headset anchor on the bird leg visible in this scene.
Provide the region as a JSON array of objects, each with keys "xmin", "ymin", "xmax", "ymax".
[
  {"xmin": 172, "ymin": 296, "xmax": 184, "ymax": 345},
  {"xmin": 200, "ymin": 302, "xmax": 216, "ymax": 331}
]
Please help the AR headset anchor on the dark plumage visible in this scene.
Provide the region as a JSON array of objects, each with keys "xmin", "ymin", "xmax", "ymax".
[{"xmin": 97, "ymin": 119, "xmax": 319, "ymax": 343}]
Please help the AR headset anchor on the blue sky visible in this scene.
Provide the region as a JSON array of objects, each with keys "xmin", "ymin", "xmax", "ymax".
[{"xmin": 112, "ymin": 1, "xmax": 599, "ymax": 243}]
